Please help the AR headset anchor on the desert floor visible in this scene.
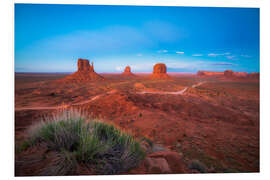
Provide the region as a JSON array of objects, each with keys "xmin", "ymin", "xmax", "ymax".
[{"xmin": 15, "ymin": 73, "xmax": 259, "ymax": 175}]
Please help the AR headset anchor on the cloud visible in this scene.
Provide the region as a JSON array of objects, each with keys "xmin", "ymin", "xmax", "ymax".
[
  {"xmin": 208, "ymin": 52, "xmax": 231, "ymax": 56},
  {"xmin": 226, "ymin": 56, "xmax": 236, "ymax": 60},
  {"xmin": 211, "ymin": 62, "xmax": 235, "ymax": 66},
  {"xmin": 240, "ymin": 54, "xmax": 252, "ymax": 58},
  {"xmin": 115, "ymin": 66, "xmax": 123, "ymax": 71},
  {"xmin": 192, "ymin": 54, "xmax": 203, "ymax": 57},
  {"xmin": 176, "ymin": 51, "xmax": 184, "ymax": 54},
  {"xmin": 137, "ymin": 53, "xmax": 143, "ymax": 56},
  {"xmin": 158, "ymin": 50, "xmax": 168, "ymax": 53},
  {"xmin": 208, "ymin": 53, "xmax": 221, "ymax": 56}
]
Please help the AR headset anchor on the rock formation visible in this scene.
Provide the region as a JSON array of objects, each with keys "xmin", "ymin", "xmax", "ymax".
[
  {"xmin": 150, "ymin": 63, "xmax": 170, "ymax": 79},
  {"xmin": 197, "ymin": 71, "xmax": 224, "ymax": 76},
  {"xmin": 122, "ymin": 66, "xmax": 135, "ymax": 76},
  {"xmin": 234, "ymin": 72, "xmax": 248, "ymax": 77},
  {"xmin": 247, "ymin": 72, "xmax": 260, "ymax": 78},
  {"xmin": 224, "ymin": 70, "xmax": 234, "ymax": 77},
  {"xmin": 63, "ymin": 58, "xmax": 104, "ymax": 82}
]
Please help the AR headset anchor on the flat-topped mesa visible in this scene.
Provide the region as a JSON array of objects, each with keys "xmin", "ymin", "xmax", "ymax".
[
  {"xmin": 197, "ymin": 70, "xmax": 250, "ymax": 78},
  {"xmin": 150, "ymin": 63, "xmax": 170, "ymax": 79},
  {"xmin": 63, "ymin": 58, "xmax": 104, "ymax": 82},
  {"xmin": 247, "ymin": 72, "xmax": 259, "ymax": 78},
  {"xmin": 224, "ymin": 70, "xmax": 234, "ymax": 77},
  {"xmin": 122, "ymin": 66, "xmax": 135, "ymax": 76},
  {"xmin": 197, "ymin": 71, "xmax": 224, "ymax": 76}
]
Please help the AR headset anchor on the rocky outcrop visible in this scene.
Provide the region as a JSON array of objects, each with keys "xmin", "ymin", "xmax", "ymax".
[
  {"xmin": 224, "ymin": 70, "xmax": 234, "ymax": 77},
  {"xmin": 234, "ymin": 72, "xmax": 248, "ymax": 77},
  {"xmin": 150, "ymin": 63, "xmax": 170, "ymax": 79},
  {"xmin": 197, "ymin": 71, "xmax": 223, "ymax": 76},
  {"xmin": 122, "ymin": 66, "xmax": 135, "ymax": 76},
  {"xmin": 247, "ymin": 72, "xmax": 259, "ymax": 78},
  {"xmin": 130, "ymin": 150, "xmax": 186, "ymax": 174},
  {"xmin": 63, "ymin": 58, "xmax": 104, "ymax": 82}
]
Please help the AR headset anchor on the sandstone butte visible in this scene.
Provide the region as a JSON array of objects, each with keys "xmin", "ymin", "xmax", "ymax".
[
  {"xmin": 63, "ymin": 58, "xmax": 104, "ymax": 82},
  {"xmin": 150, "ymin": 63, "xmax": 170, "ymax": 79},
  {"xmin": 122, "ymin": 66, "xmax": 135, "ymax": 76}
]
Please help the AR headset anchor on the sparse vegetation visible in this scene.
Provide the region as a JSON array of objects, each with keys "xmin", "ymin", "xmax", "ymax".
[{"xmin": 21, "ymin": 109, "xmax": 145, "ymax": 175}]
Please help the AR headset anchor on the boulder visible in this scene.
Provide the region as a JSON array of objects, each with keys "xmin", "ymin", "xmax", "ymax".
[{"xmin": 144, "ymin": 157, "xmax": 171, "ymax": 173}]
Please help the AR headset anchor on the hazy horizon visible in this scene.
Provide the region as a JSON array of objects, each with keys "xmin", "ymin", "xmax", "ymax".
[{"xmin": 15, "ymin": 4, "xmax": 259, "ymax": 73}]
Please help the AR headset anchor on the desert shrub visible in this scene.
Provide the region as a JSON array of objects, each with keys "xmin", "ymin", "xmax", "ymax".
[{"xmin": 22, "ymin": 109, "xmax": 145, "ymax": 175}]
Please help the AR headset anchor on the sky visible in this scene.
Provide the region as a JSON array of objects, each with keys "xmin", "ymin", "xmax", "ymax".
[{"xmin": 15, "ymin": 4, "xmax": 259, "ymax": 73}]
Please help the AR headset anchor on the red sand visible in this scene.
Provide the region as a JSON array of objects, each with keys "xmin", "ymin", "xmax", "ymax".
[{"xmin": 15, "ymin": 72, "xmax": 259, "ymax": 175}]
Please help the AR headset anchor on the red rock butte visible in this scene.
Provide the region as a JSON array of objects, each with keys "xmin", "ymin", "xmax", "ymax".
[
  {"xmin": 150, "ymin": 63, "xmax": 170, "ymax": 79},
  {"xmin": 63, "ymin": 58, "xmax": 104, "ymax": 82},
  {"xmin": 122, "ymin": 66, "xmax": 135, "ymax": 76}
]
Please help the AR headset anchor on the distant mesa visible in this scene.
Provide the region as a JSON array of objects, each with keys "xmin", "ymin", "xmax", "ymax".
[
  {"xmin": 197, "ymin": 71, "xmax": 223, "ymax": 76},
  {"xmin": 150, "ymin": 63, "xmax": 170, "ymax": 79},
  {"xmin": 122, "ymin": 66, "xmax": 135, "ymax": 76},
  {"xmin": 247, "ymin": 72, "xmax": 259, "ymax": 78},
  {"xmin": 224, "ymin": 70, "xmax": 234, "ymax": 77},
  {"xmin": 63, "ymin": 58, "xmax": 104, "ymax": 82},
  {"xmin": 197, "ymin": 70, "xmax": 258, "ymax": 79}
]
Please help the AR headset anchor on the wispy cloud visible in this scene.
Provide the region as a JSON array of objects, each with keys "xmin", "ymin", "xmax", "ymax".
[
  {"xmin": 240, "ymin": 54, "xmax": 252, "ymax": 58},
  {"xmin": 192, "ymin": 54, "xmax": 203, "ymax": 57},
  {"xmin": 158, "ymin": 50, "xmax": 168, "ymax": 53},
  {"xmin": 208, "ymin": 52, "xmax": 231, "ymax": 56},
  {"xmin": 137, "ymin": 53, "xmax": 143, "ymax": 56},
  {"xmin": 176, "ymin": 51, "xmax": 184, "ymax": 54},
  {"xmin": 212, "ymin": 62, "xmax": 236, "ymax": 66},
  {"xmin": 115, "ymin": 66, "xmax": 123, "ymax": 71},
  {"xmin": 226, "ymin": 56, "xmax": 236, "ymax": 60}
]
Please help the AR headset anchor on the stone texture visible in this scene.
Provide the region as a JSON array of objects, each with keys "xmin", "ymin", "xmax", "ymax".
[
  {"xmin": 63, "ymin": 58, "xmax": 104, "ymax": 82},
  {"xmin": 224, "ymin": 70, "xmax": 234, "ymax": 77},
  {"xmin": 150, "ymin": 63, "xmax": 170, "ymax": 79},
  {"xmin": 122, "ymin": 66, "xmax": 135, "ymax": 76},
  {"xmin": 144, "ymin": 157, "xmax": 171, "ymax": 173}
]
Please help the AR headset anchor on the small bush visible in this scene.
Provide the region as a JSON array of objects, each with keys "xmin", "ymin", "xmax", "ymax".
[{"xmin": 22, "ymin": 109, "xmax": 145, "ymax": 175}]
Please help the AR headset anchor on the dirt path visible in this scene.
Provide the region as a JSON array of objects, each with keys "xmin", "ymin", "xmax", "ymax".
[
  {"xmin": 15, "ymin": 94, "xmax": 103, "ymax": 111},
  {"xmin": 15, "ymin": 82, "xmax": 206, "ymax": 111},
  {"xmin": 138, "ymin": 81, "xmax": 205, "ymax": 95}
]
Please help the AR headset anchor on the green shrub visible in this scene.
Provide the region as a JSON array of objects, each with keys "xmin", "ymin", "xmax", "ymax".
[{"xmin": 22, "ymin": 109, "xmax": 145, "ymax": 175}]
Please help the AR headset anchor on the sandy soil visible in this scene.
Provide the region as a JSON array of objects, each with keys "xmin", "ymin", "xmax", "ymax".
[{"xmin": 15, "ymin": 73, "xmax": 259, "ymax": 175}]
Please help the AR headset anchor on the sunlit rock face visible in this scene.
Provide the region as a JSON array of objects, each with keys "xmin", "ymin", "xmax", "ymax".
[
  {"xmin": 63, "ymin": 58, "xmax": 104, "ymax": 82},
  {"xmin": 150, "ymin": 63, "xmax": 170, "ymax": 79}
]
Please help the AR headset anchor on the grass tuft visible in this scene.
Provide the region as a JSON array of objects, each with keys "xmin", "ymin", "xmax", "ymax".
[{"xmin": 20, "ymin": 109, "xmax": 145, "ymax": 175}]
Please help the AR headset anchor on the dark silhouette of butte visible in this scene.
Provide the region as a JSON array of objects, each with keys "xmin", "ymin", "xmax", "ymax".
[
  {"xmin": 150, "ymin": 63, "xmax": 170, "ymax": 79},
  {"xmin": 122, "ymin": 66, "xmax": 135, "ymax": 76},
  {"xmin": 64, "ymin": 58, "xmax": 104, "ymax": 82}
]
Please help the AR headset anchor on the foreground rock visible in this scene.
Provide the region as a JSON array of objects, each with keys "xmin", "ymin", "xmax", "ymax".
[
  {"xmin": 63, "ymin": 58, "xmax": 104, "ymax": 82},
  {"xmin": 129, "ymin": 150, "xmax": 186, "ymax": 174}
]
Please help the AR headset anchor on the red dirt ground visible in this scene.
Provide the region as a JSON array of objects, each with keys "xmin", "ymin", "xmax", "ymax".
[{"xmin": 15, "ymin": 72, "xmax": 259, "ymax": 175}]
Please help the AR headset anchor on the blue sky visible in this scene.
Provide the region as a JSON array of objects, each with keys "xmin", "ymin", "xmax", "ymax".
[{"xmin": 15, "ymin": 4, "xmax": 259, "ymax": 73}]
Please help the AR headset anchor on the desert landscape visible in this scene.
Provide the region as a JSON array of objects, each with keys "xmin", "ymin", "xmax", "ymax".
[
  {"xmin": 15, "ymin": 59, "xmax": 259, "ymax": 175},
  {"xmin": 14, "ymin": 4, "xmax": 260, "ymax": 176}
]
